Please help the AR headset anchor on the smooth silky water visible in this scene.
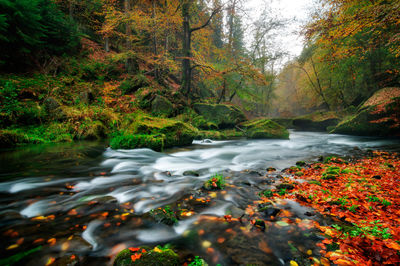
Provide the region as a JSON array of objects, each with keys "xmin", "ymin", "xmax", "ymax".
[{"xmin": 0, "ymin": 131, "xmax": 399, "ymax": 265}]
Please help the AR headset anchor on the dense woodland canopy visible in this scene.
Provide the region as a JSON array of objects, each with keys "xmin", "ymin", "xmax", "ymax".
[
  {"xmin": 274, "ymin": 0, "xmax": 400, "ymax": 116},
  {"xmin": 0, "ymin": 0, "xmax": 399, "ymax": 133}
]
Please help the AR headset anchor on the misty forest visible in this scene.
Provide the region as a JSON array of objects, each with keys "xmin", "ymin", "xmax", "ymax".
[{"xmin": 0, "ymin": 0, "xmax": 400, "ymax": 265}]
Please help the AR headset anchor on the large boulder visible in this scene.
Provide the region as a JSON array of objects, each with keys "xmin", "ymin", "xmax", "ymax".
[
  {"xmin": 193, "ymin": 103, "xmax": 246, "ymax": 129},
  {"xmin": 331, "ymin": 88, "xmax": 400, "ymax": 136},
  {"xmin": 292, "ymin": 111, "xmax": 340, "ymax": 131},
  {"xmin": 111, "ymin": 112, "xmax": 198, "ymax": 150},
  {"xmin": 151, "ymin": 95, "xmax": 174, "ymax": 117},
  {"xmin": 240, "ymin": 119, "xmax": 289, "ymax": 139}
]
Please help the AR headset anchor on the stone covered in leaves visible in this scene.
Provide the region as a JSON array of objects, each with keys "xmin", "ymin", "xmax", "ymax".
[
  {"xmin": 113, "ymin": 246, "xmax": 179, "ymax": 266},
  {"xmin": 332, "ymin": 87, "xmax": 400, "ymax": 136},
  {"xmin": 193, "ymin": 103, "xmax": 246, "ymax": 129},
  {"xmin": 240, "ymin": 118, "xmax": 289, "ymax": 139}
]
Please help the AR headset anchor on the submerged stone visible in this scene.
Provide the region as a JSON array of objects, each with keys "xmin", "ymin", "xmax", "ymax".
[{"xmin": 183, "ymin": 170, "xmax": 200, "ymax": 177}]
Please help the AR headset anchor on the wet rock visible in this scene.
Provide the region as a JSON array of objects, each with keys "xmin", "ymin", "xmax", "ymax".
[
  {"xmin": 372, "ymin": 175, "xmax": 381, "ymax": 179},
  {"xmin": 53, "ymin": 254, "xmax": 80, "ymax": 266},
  {"xmin": 183, "ymin": 170, "xmax": 200, "ymax": 177},
  {"xmin": 266, "ymin": 167, "xmax": 276, "ymax": 172},
  {"xmin": 276, "ymin": 183, "xmax": 295, "ymax": 190},
  {"xmin": 304, "ymin": 211, "xmax": 315, "ymax": 217},
  {"xmin": 149, "ymin": 205, "xmax": 178, "ymax": 225},
  {"xmin": 261, "ymin": 207, "xmax": 281, "ymax": 219},
  {"xmin": 227, "ymin": 206, "xmax": 245, "ymax": 218},
  {"xmin": 201, "ymin": 139, "xmax": 212, "ymax": 143},
  {"xmin": 254, "ymin": 219, "xmax": 266, "ymax": 231}
]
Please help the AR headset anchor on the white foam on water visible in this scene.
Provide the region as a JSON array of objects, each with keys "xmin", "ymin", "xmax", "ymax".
[
  {"xmin": 74, "ymin": 174, "xmax": 137, "ymax": 191},
  {"xmin": 82, "ymin": 220, "xmax": 103, "ymax": 250},
  {"xmin": 20, "ymin": 199, "xmax": 58, "ymax": 218}
]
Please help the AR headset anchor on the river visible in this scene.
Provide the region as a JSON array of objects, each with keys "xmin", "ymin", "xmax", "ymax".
[{"xmin": 0, "ymin": 131, "xmax": 399, "ymax": 265}]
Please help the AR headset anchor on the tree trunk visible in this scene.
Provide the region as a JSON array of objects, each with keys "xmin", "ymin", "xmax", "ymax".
[
  {"xmin": 124, "ymin": 0, "xmax": 135, "ymax": 74},
  {"xmin": 69, "ymin": 0, "xmax": 74, "ymax": 19},
  {"xmin": 105, "ymin": 37, "xmax": 110, "ymax": 52},
  {"xmin": 152, "ymin": 0, "xmax": 159, "ymax": 80},
  {"xmin": 217, "ymin": 79, "xmax": 226, "ymax": 103},
  {"xmin": 181, "ymin": 0, "xmax": 192, "ymax": 96}
]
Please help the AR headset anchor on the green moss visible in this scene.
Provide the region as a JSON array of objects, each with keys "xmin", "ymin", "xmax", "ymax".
[
  {"xmin": 151, "ymin": 95, "xmax": 174, "ymax": 117},
  {"xmin": 331, "ymin": 92, "xmax": 400, "ymax": 136},
  {"xmin": 292, "ymin": 111, "xmax": 340, "ymax": 131},
  {"xmin": 149, "ymin": 205, "xmax": 178, "ymax": 225},
  {"xmin": 110, "ymin": 133, "xmax": 165, "ymax": 151},
  {"xmin": 259, "ymin": 189, "xmax": 274, "ymax": 198},
  {"xmin": 113, "ymin": 247, "xmax": 179, "ymax": 266},
  {"xmin": 120, "ymin": 112, "xmax": 198, "ymax": 149},
  {"xmin": 240, "ymin": 119, "xmax": 289, "ymax": 139},
  {"xmin": 193, "ymin": 103, "xmax": 246, "ymax": 129},
  {"xmin": 0, "ymin": 129, "xmax": 28, "ymax": 148}
]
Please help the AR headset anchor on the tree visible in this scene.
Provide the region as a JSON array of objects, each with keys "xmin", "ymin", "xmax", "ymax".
[
  {"xmin": 0, "ymin": 0, "xmax": 79, "ymax": 71},
  {"xmin": 181, "ymin": 0, "xmax": 221, "ymax": 97}
]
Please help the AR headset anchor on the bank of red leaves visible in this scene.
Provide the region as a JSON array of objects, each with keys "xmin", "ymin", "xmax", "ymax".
[{"xmin": 280, "ymin": 151, "xmax": 400, "ymax": 265}]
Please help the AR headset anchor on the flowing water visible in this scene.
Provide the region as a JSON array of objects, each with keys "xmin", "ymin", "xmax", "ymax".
[{"xmin": 0, "ymin": 131, "xmax": 399, "ymax": 265}]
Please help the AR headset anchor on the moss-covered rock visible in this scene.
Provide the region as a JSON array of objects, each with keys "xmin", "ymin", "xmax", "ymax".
[
  {"xmin": 149, "ymin": 205, "xmax": 178, "ymax": 225},
  {"xmin": 113, "ymin": 247, "xmax": 179, "ymax": 266},
  {"xmin": 110, "ymin": 133, "xmax": 165, "ymax": 151},
  {"xmin": 240, "ymin": 119, "xmax": 289, "ymax": 139},
  {"xmin": 331, "ymin": 88, "xmax": 400, "ymax": 136},
  {"xmin": 113, "ymin": 112, "xmax": 198, "ymax": 150},
  {"xmin": 0, "ymin": 130, "xmax": 27, "ymax": 148},
  {"xmin": 292, "ymin": 111, "xmax": 340, "ymax": 131},
  {"xmin": 270, "ymin": 118, "xmax": 294, "ymax": 129},
  {"xmin": 193, "ymin": 103, "xmax": 246, "ymax": 129},
  {"xmin": 151, "ymin": 95, "xmax": 174, "ymax": 117}
]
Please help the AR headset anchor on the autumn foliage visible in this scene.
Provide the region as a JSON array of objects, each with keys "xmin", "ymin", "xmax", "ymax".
[{"xmin": 279, "ymin": 152, "xmax": 400, "ymax": 265}]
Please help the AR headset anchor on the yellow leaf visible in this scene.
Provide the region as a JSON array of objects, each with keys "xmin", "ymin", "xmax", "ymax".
[
  {"xmin": 6, "ymin": 244, "xmax": 18, "ymax": 250},
  {"xmin": 153, "ymin": 247, "xmax": 162, "ymax": 253},
  {"xmin": 290, "ymin": 260, "xmax": 299, "ymax": 266}
]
